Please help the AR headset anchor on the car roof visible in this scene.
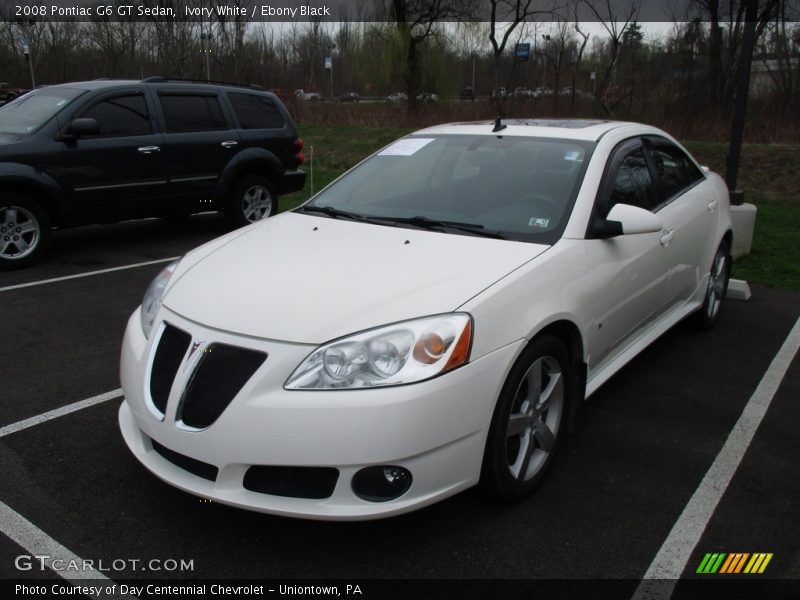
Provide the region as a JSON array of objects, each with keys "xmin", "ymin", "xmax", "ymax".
[
  {"xmin": 36, "ymin": 79, "xmax": 265, "ymax": 93},
  {"xmin": 414, "ymin": 119, "xmax": 643, "ymax": 141}
]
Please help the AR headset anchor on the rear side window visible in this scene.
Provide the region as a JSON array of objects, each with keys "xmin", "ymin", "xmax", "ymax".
[
  {"xmin": 648, "ymin": 142, "xmax": 705, "ymax": 202},
  {"xmin": 229, "ymin": 93, "xmax": 285, "ymax": 129},
  {"xmin": 81, "ymin": 94, "xmax": 151, "ymax": 136},
  {"xmin": 159, "ymin": 95, "xmax": 227, "ymax": 132},
  {"xmin": 609, "ymin": 148, "xmax": 658, "ymax": 212}
]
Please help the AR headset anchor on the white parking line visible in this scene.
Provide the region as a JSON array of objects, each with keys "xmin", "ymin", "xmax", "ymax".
[
  {"xmin": 0, "ymin": 257, "xmax": 178, "ymax": 293},
  {"xmin": 0, "ymin": 499, "xmax": 114, "ymax": 583},
  {"xmin": 0, "ymin": 389, "xmax": 123, "ymax": 439},
  {"xmin": 633, "ymin": 315, "xmax": 800, "ymax": 599},
  {"xmin": 0, "ymin": 500, "xmax": 137, "ymax": 599}
]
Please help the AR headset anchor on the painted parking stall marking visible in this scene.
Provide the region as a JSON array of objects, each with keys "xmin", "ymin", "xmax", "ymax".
[
  {"xmin": 633, "ymin": 316, "xmax": 800, "ymax": 598},
  {"xmin": 0, "ymin": 389, "xmax": 122, "ymax": 439},
  {"xmin": 0, "ymin": 257, "xmax": 178, "ymax": 293}
]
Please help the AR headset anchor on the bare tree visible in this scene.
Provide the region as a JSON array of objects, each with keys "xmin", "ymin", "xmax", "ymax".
[
  {"xmin": 580, "ymin": 0, "xmax": 639, "ymax": 116},
  {"xmin": 391, "ymin": 0, "xmax": 472, "ymax": 111},
  {"xmin": 487, "ymin": 0, "xmax": 550, "ymax": 114}
]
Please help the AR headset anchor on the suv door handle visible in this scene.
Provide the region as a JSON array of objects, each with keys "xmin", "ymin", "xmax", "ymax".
[
  {"xmin": 660, "ymin": 229, "xmax": 675, "ymax": 246},
  {"xmin": 707, "ymin": 199, "xmax": 718, "ymax": 211},
  {"xmin": 138, "ymin": 146, "xmax": 160, "ymax": 154},
  {"xmin": 221, "ymin": 141, "xmax": 239, "ymax": 148}
]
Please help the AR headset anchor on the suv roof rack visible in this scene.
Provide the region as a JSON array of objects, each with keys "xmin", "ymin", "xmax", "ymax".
[{"xmin": 142, "ymin": 76, "xmax": 264, "ymax": 91}]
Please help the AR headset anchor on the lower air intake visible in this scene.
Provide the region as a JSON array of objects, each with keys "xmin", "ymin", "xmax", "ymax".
[
  {"xmin": 150, "ymin": 438, "xmax": 218, "ymax": 482},
  {"xmin": 243, "ymin": 466, "xmax": 339, "ymax": 499}
]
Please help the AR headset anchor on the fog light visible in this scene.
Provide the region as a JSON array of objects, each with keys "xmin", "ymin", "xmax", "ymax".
[{"xmin": 352, "ymin": 465, "xmax": 412, "ymax": 502}]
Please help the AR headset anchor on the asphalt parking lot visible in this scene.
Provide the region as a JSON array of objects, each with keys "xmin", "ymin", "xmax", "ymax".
[{"xmin": 1, "ymin": 213, "xmax": 799, "ymax": 598}]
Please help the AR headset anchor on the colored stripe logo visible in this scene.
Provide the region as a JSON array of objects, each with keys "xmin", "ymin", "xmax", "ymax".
[{"xmin": 696, "ymin": 552, "xmax": 773, "ymax": 574}]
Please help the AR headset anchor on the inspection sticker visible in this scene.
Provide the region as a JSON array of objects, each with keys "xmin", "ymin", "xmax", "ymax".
[
  {"xmin": 564, "ymin": 150, "xmax": 583, "ymax": 161},
  {"xmin": 529, "ymin": 217, "xmax": 550, "ymax": 228},
  {"xmin": 379, "ymin": 138, "xmax": 435, "ymax": 156}
]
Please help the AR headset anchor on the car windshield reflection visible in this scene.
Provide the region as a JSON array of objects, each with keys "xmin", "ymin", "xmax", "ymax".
[{"xmin": 299, "ymin": 134, "xmax": 594, "ymax": 243}]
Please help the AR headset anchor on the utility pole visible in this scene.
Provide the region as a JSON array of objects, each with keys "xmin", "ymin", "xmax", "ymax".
[
  {"xmin": 726, "ymin": 0, "xmax": 758, "ymax": 205},
  {"xmin": 541, "ymin": 34, "xmax": 550, "ymax": 88},
  {"xmin": 18, "ymin": 20, "xmax": 36, "ymax": 89},
  {"xmin": 200, "ymin": 31, "xmax": 212, "ymax": 81}
]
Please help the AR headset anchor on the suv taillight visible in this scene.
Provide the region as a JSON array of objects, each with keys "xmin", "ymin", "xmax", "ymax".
[{"xmin": 294, "ymin": 138, "xmax": 304, "ymax": 165}]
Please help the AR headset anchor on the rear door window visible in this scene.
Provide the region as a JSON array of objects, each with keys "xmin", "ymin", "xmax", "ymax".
[
  {"xmin": 647, "ymin": 140, "xmax": 705, "ymax": 203},
  {"xmin": 229, "ymin": 93, "xmax": 285, "ymax": 129},
  {"xmin": 159, "ymin": 95, "xmax": 227, "ymax": 132}
]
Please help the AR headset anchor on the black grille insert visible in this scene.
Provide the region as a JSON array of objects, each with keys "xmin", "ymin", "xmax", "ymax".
[
  {"xmin": 150, "ymin": 439, "xmax": 218, "ymax": 482},
  {"xmin": 149, "ymin": 323, "xmax": 191, "ymax": 415},
  {"xmin": 243, "ymin": 466, "xmax": 340, "ymax": 499},
  {"xmin": 178, "ymin": 344, "xmax": 266, "ymax": 429}
]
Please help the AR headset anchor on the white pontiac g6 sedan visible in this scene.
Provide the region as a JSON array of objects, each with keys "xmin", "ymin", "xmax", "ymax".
[{"xmin": 119, "ymin": 119, "xmax": 732, "ymax": 520}]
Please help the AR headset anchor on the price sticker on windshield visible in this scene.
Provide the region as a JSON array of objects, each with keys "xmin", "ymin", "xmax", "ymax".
[{"xmin": 379, "ymin": 138, "xmax": 435, "ymax": 156}]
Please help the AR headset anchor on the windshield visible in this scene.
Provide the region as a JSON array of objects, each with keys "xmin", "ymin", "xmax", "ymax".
[
  {"xmin": 0, "ymin": 87, "xmax": 86, "ymax": 134},
  {"xmin": 301, "ymin": 134, "xmax": 594, "ymax": 243}
]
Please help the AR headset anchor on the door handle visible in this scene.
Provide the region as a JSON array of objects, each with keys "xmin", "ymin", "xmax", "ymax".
[
  {"xmin": 221, "ymin": 141, "xmax": 238, "ymax": 148},
  {"xmin": 660, "ymin": 229, "xmax": 675, "ymax": 246},
  {"xmin": 138, "ymin": 146, "xmax": 160, "ymax": 154},
  {"xmin": 707, "ymin": 199, "xmax": 718, "ymax": 211}
]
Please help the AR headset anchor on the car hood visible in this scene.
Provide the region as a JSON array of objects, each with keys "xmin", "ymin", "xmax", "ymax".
[
  {"xmin": 0, "ymin": 133, "xmax": 23, "ymax": 145},
  {"xmin": 164, "ymin": 212, "xmax": 549, "ymax": 344}
]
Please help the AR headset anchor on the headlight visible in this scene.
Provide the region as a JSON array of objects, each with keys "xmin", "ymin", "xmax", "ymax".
[
  {"xmin": 285, "ymin": 314, "xmax": 472, "ymax": 390},
  {"xmin": 140, "ymin": 259, "xmax": 181, "ymax": 339}
]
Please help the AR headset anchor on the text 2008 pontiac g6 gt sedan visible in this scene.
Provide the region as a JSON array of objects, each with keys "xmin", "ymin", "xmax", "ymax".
[{"xmin": 119, "ymin": 120, "xmax": 732, "ymax": 520}]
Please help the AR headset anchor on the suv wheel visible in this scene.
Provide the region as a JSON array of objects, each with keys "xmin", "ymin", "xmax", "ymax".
[
  {"xmin": 227, "ymin": 175, "xmax": 277, "ymax": 227},
  {"xmin": 0, "ymin": 195, "xmax": 51, "ymax": 270}
]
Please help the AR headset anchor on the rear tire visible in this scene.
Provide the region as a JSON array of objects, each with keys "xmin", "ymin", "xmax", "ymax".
[
  {"xmin": 693, "ymin": 239, "xmax": 731, "ymax": 330},
  {"xmin": 226, "ymin": 175, "xmax": 277, "ymax": 227},
  {"xmin": 0, "ymin": 194, "xmax": 51, "ymax": 270},
  {"xmin": 480, "ymin": 335, "xmax": 573, "ymax": 501}
]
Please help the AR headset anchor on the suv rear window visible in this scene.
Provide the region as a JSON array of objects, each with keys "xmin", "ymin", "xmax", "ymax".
[
  {"xmin": 229, "ymin": 93, "xmax": 285, "ymax": 129},
  {"xmin": 159, "ymin": 95, "xmax": 227, "ymax": 132}
]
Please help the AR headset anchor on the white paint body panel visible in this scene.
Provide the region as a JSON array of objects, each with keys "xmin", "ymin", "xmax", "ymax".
[{"xmin": 120, "ymin": 121, "xmax": 733, "ymax": 520}]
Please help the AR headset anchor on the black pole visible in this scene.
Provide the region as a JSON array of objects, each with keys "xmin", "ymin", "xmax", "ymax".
[{"xmin": 726, "ymin": 0, "xmax": 759, "ymax": 206}]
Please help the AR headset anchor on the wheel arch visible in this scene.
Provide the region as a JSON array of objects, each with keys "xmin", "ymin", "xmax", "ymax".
[
  {"xmin": 215, "ymin": 148, "xmax": 283, "ymax": 203},
  {"xmin": 525, "ymin": 318, "xmax": 587, "ymax": 427},
  {"xmin": 0, "ymin": 173, "xmax": 69, "ymax": 226}
]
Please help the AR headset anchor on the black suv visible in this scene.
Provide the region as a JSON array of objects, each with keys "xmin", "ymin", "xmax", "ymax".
[{"xmin": 0, "ymin": 78, "xmax": 305, "ymax": 268}]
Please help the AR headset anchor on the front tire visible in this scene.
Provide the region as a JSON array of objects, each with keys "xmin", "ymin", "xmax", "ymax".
[
  {"xmin": 0, "ymin": 195, "xmax": 51, "ymax": 270},
  {"xmin": 694, "ymin": 239, "xmax": 731, "ymax": 330},
  {"xmin": 480, "ymin": 335, "xmax": 573, "ymax": 501},
  {"xmin": 226, "ymin": 175, "xmax": 277, "ymax": 227}
]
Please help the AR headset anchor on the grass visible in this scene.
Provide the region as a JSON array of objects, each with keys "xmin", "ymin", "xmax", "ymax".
[{"xmin": 279, "ymin": 125, "xmax": 800, "ymax": 291}]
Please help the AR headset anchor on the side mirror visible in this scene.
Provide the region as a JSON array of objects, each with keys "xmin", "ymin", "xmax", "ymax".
[
  {"xmin": 593, "ymin": 203, "xmax": 663, "ymax": 239},
  {"xmin": 66, "ymin": 118, "xmax": 99, "ymax": 138}
]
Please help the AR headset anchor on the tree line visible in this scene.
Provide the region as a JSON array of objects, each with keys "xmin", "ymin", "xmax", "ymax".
[{"xmin": 1, "ymin": 0, "xmax": 798, "ymax": 137}]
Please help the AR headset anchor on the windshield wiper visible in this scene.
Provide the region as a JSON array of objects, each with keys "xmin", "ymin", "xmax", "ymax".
[
  {"xmin": 297, "ymin": 205, "xmax": 367, "ymax": 222},
  {"xmin": 372, "ymin": 215, "xmax": 506, "ymax": 239}
]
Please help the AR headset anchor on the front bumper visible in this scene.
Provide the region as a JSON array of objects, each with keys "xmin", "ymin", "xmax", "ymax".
[{"xmin": 119, "ymin": 307, "xmax": 522, "ymax": 520}]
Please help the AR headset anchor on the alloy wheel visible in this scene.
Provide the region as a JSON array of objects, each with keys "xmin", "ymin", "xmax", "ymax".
[
  {"xmin": 706, "ymin": 249, "xmax": 728, "ymax": 320},
  {"xmin": 505, "ymin": 355, "xmax": 564, "ymax": 482},
  {"xmin": 0, "ymin": 206, "xmax": 40, "ymax": 260},
  {"xmin": 241, "ymin": 185, "xmax": 273, "ymax": 222}
]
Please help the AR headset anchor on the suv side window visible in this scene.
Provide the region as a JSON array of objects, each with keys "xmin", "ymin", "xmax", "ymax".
[
  {"xmin": 80, "ymin": 94, "xmax": 151, "ymax": 136},
  {"xmin": 608, "ymin": 147, "xmax": 657, "ymax": 213},
  {"xmin": 648, "ymin": 141, "xmax": 705, "ymax": 202},
  {"xmin": 229, "ymin": 93, "xmax": 285, "ymax": 129},
  {"xmin": 159, "ymin": 94, "xmax": 227, "ymax": 132}
]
